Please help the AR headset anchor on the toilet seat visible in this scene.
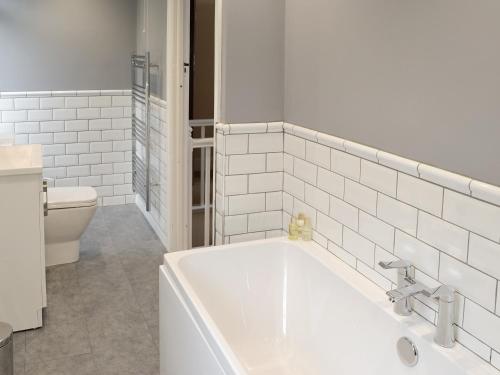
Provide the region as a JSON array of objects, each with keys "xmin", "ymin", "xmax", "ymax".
[{"xmin": 47, "ymin": 187, "xmax": 98, "ymax": 210}]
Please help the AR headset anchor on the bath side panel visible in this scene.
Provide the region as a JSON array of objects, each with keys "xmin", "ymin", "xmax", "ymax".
[{"xmin": 159, "ymin": 265, "xmax": 227, "ymax": 375}]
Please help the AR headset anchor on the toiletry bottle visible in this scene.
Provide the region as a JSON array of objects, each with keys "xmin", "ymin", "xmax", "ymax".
[
  {"xmin": 296, "ymin": 213, "xmax": 305, "ymax": 239},
  {"xmin": 288, "ymin": 217, "xmax": 299, "ymax": 240},
  {"xmin": 302, "ymin": 217, "xmax": 312, "ymax": 241}
]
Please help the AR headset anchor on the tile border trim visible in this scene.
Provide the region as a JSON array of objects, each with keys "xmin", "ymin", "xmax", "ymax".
[{"xmin": 0, "ymin": 90, "xmax": 132, "ymax": 98}]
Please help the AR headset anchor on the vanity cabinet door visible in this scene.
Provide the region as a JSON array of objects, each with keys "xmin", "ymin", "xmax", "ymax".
[{"xmin": 0, "ymin": 173, "xmax": 44, "ymax": 331}]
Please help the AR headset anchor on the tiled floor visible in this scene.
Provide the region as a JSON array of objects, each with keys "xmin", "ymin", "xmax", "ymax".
[{"xmin": 13, "ymin": 204, "xmax": 165, "ymax": 375}]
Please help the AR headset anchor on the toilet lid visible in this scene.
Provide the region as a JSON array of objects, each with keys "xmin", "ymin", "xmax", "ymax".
[{"xmin": 47, "ymin": 187, "xmax": 98, "ymax": 209}]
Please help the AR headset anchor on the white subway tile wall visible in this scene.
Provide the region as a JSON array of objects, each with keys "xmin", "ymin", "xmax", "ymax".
[
  {"xmin": 215, "ymin": 123, "xmax": 285, "ymax": 244},
  {"xmin": 0, "ymin": 90, "xmax": 133, "ymax": 206},
  {"xmin": 216, "ymin": 121, "xmax": 500, "ymax": 370}
]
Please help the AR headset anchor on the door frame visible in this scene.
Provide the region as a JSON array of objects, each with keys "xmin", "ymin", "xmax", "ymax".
[
  {"xmin": 212, "ymin": 0, "xmax": 222, "ymax": 243},
  {"xmin": 166, "ymin": 0, "xmax": 222, "ymax": 251},
  {"xmin": 165, "ymin": 0, "xmax": 189, "ymax": 251},
  {"xmin": 213, "ymin": 0, "xmax": 222, "ymax": 123}
]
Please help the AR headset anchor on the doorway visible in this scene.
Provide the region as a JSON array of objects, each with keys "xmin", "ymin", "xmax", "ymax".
[
  {"xmin": 165, "ymin": 0, "xmax": 217, "ymax": 251},
  {"xmin": 188, "ymin": 0, "xmax": 215, "ymax": 248}
]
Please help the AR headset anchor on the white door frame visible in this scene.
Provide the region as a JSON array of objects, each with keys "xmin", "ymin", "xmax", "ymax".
[
  {"xmin": 166, "ymin": 0, "xmax": 190, "ymax": 251},
  {"xmin": 183, "ymin": 0, "xmax": 193, "ymax": 250},
  {"xmin": 212, "ymin": 0, "xmax": 223, "ymax": 243},
  {"xmin": 213, "ymin": 0, "xmax": 223, "ymax": 124},
  {"xmin": 166, "ymin": 0, "xmax": 222, "ymax": 251}
]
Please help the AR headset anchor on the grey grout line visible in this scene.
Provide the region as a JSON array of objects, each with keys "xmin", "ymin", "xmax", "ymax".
[
  {"xmin": 437, "ymin": 250, "xmax": 441, "ymax": 280},
  {"xmin": 495, "ymin": 281, "xmax": 499, "ymax": 315},
  {"xmin": 357, "ymin": 205, "xmax": 360, "ymax": 233},
  {"xmin": 458, "ymin": 323, "xmax": 494, "ymax": 357},
  {"xmin": 466, "ymin": 231, "xmax": 471, "ymax": 263},
  {"xmin": 392, "ymin": 221, "xmax": 397, "ymax": 254},
  {"xmin": 441, "ymin": 187, "xmax": 445, "ymax": 218},
  {"xmin": 461, "ymin": 295, "xmax": 467, "ymax": 327},
  {"xmin": 395, "ymin": 170, "xmax": 400, "ymax": 199},
  {"xmin": 468, "ymin": 179, "xmax": 474, "ymax": 197},
  {"xmin": 415, "ymin": 209, "xmax": 420, "ymax": 237}
]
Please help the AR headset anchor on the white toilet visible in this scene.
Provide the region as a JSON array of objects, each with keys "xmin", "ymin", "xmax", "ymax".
[{"xmin": 44, "ymin": 186, "xmax": 98, "ymax": 267}]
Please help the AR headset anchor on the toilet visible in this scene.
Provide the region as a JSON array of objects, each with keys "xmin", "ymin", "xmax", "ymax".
[{"xmin": 44, "ymin": 186, "xmax": 98, "ymax": 267}]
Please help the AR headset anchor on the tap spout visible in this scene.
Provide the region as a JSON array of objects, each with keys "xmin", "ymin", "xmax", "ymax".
[{"xmin": 378, "ymin": 260, "xmax": 412, "ymax": 270}]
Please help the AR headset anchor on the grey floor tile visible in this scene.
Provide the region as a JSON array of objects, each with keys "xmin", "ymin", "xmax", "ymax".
[
  {"xmin": 104, "ymin": 207, "xmax": 159, "ymax": 245},
  {"xmin": 80, "ymin": 230, "xmax": 114, "ymax": 259},
  {"xmin": 83, "ymin": 214, "xmax": 108, "ymax": 233},
  {"xmin": 90, "ymin": 207, "xmax": 107, "ymax": 221},
  {"xmin": 76, "ymin": 254, "xmax": 124, "ymax": 281},
  {"xmin": 146, "ymin": 318, "xmax": 160, "ymax": 348},
  {"xmin": 46, "ymin": 263, "xmax": 78, "ymax": 283},
  {"xmin": 25, "ymin": 318, "xmax": 92, "ymax": 364},
  {"xmin": 79, "ymin": 281, "xmax": 139, "ymax": 318},
  {"xmin": 25, "ymin": 354, "xmax": 98, "ymax": 375},
  {"xmin": 80, "ymin": 211, "xmax": 114, "ymax": 258},
  {"xmin": 80, "ymin": 240, "xmax": 116, "ymax": 259},
  {"xmin": 14, "ymin": 332, "xmax": 26, "ymax": 375},
  {"xmin": 86, "ymin": 305, "xmax": 148, "ymax": 341},
  {"xmin": 14, "ymin": 205, "xmax": 164, "ymax": 373},
  {"xmin": 119, "ymin": 239, "xmax": 165, "ymax": 256},
  {"xmin": 121, "ymin": 253, "xmax": 163, "ymax": 285},
  {"xmin": 130, "ymin": 276, "xmax": 159, "ymax": 320},
  {"xmin": 77, "ymin": 261, "xmax": 137, "ymax": 312},
  {"xmin": 92, "ymin": 335, "xmax": 159, "ymax": 375},
  {"xmin": 109, "ymin": 231, "xmax": 158, "ymax": 252},
  {"xmin": 44, "ymin": 277, "xmax": 86, "ymax": 323}
]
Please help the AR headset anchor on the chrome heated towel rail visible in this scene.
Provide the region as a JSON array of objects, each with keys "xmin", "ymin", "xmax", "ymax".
[{"xmin": 131, "ymin": 53, "xmax": 155, "ymax": 211}]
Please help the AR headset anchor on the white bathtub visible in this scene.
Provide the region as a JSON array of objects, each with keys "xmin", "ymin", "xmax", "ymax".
[{"xmin": 159, "ymin": 238, "xmax": 499, "ymax": 375}]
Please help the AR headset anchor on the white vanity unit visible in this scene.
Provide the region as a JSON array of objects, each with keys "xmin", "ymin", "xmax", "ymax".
[{"xmin": 0, "ymin": 145, "xmax": 46, "ymax": 331}]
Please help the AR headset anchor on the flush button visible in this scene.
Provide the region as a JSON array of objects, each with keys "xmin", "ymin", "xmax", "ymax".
[{"xmin": 397, "ymin": 337, "xmax": 418, "ymax": 367}]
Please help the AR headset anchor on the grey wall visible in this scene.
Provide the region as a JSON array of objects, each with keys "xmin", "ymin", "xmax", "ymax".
[
  {"xmin": 0, "ymin": 0, "xmax": 136, "ymax": 91},
  {"xmin": 220, "ymin": 0, "xmax": 284, "ymax": 123},
  {"xmin": 136, "ymin": 0, "xmax": 167, "ymax": 99},
  {"xmin": 284, "ymin": 0, "xmax": 500, "ymax": 186}
]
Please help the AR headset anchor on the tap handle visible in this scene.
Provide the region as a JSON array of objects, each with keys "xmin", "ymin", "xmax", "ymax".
[
  {"xmin": 378, "ymin": 260, "xmax": 412, "ymax": 270},
  {"xmin": 423, "ymin": 285, "xmax": 455, "ymax": 303}
]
